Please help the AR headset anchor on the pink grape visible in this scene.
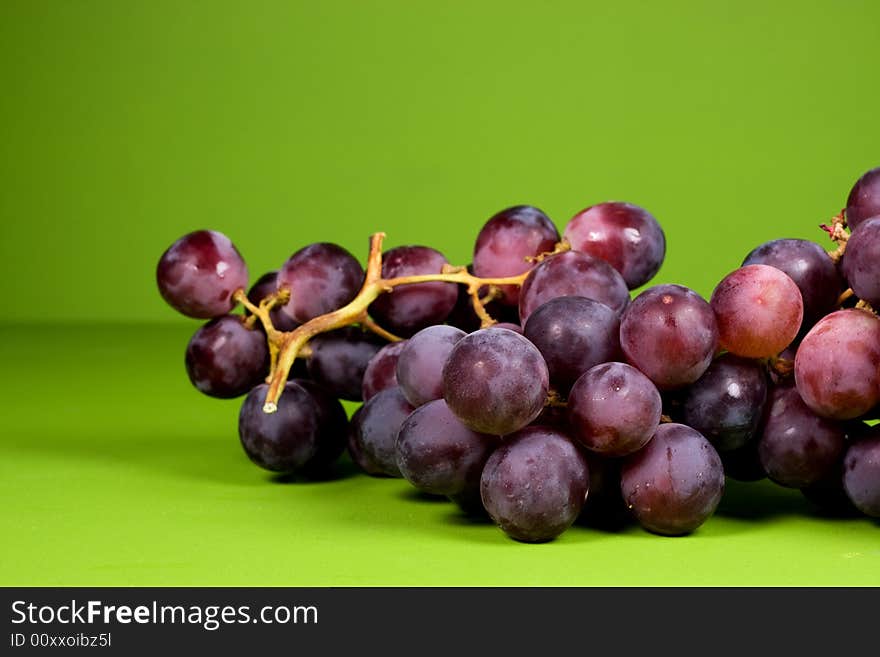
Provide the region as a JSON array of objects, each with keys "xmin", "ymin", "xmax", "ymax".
[
  {"xmin": 794, "ymin": 309, "xmax": 880, "ymax": 420},
  {"xmin": 710, "ymin": 264, "xmax": 803, "ymax": 358}
]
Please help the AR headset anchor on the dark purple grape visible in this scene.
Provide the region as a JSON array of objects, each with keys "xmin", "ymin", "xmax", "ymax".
[
  {"xmin": 518, "ymin": 251, "xmax": 630, "ymax": 323},
  {"xmin": 801, "ymin": 463, "xmax": 857, "ymax": 515},
  {"xmin": 368, "ymin": 246, "xmax": 458, "ymax": 336},
  {"xmin": 794, "ymin": 309, "xmax": 880, "ymax": 420},
  {"xmin": 349, "ymin": 386, "xmax": 414, "ymax": 477},
  {"xmin": 347, "ymin": 406, "xmax": 384, "ymax": 476},
  {"xmin": 157, "ymin": 230, "xmax": 249, "ymax": 318},
  {"xmin": 184, "ymin": 315, "xmax": 268, "ymax": 398},
  {"xmin": 842, "ymin": 427, "xmax": 880, "ymax": 517},
  {"xmin": 563, "ymin": 201, "xmax": 666, "ymax": 289},
  {"xmin": 681, "ymin": 354, "xmax": 768, "ymax": 452},
  {"xmin": 579, "ymin": 454, "xmax": 630, "ymax": 527},
  {"xmin": 710, "ymin": 264, "xmax": 803, "ymax": 359},
  {"xmin": 523, "ymin": 296, "xmax": 621, "ymax": 392},
  {"xmin": 247, "ymin": 271, "xmax": 299, "ymax": 332},
  {"xmin": 396, "ymin": 325, "xmax": 466, "ymax": 407},
  {"xmin": 472, "ymin": 206, "xmax": 560, "ymax": 306},
  {"xmin": 442, "ymin": 328, "xmax": 549, "ymax": 435},
  {"xmin": 742, "ymin": 238, "xmax": 843, "ymax": 324},
  {"xmin": 238, "ymin": 382, "xmax": 321, "ymax": 473},
  {"xmin": 719, "ymin": 439, "xmax": 766, "ymax": 482},
  {"xmin": 306, "ymin": 327, "xmax": 386, "ymax": 401},
  {"xmin": 621, "ymin": 423, "xmax": 724, "ymax": 535},
  {"xmin": 845, "ymin": 166, "xmax": 880, "ymax": 232},
  {"xmin": 842, "ymin": 217, "xmax": 880, "ymax": 306},
  {"xmin": 293, "ymin": 379, "xmax": 348, "ymax": 471},
  {"xmin": 758, "ymin": 384, "xmax": 846, "ymax": 488},
  {"xmin": 567, "ymin": 362, "xmax": 661, "ymax": 457},
  {"xmin": 396, "ymin": 399, "xmax": 497, "ymax": 496},
  {"xmin": 277, "ymin": 243, "xmax": 364, "ymax": 324},
  {"xmin": 620, "ymin": 284, "xmax": 719, "ymax": 390},
  {"xmin": 361, "ymin": 340, "xmax": 408, "ymax": 402},
  {"xmin": 480, "ymin": 426, "xmax": 589, "ymax": 542}
]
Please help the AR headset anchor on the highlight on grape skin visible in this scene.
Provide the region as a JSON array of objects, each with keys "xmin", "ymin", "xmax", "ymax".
[
  {"xmin": 710, "ymin": 264, "xmax": 803, "ymax": 359},
  {"xmin": 156, "ymin": 229, "xmax": 249, "ymax": 319}
]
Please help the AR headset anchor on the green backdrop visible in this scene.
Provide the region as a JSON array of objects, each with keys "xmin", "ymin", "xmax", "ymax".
[{"xmin": 1, "ymin": 1, "xmax": 878, "ymax": 586}]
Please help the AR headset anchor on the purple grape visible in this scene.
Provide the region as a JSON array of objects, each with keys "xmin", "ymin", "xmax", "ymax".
[
  {"xmin": 579, "ymin": 454, "xmax": 630, "ymax": 527},
  {"xmin": 710, "ymin": 264, "xmax": 803, "ymax": 359},
  {"xmin": 238, "ymin": 382, "xmax": 321, "ymax": 473},
  {"xmin": 472, "ymin": 206, "xmax": 560, "ymax": 306},
  {"xmin": 758, "ymin": 384, "xmax": 846, "ymax": 488},
  {"xmin": 794, "ymin": 309, "xmax": 880, "ymax": 420},
  {"xmin": 842, "ymin": 427, "xmax": 880, "ymax": 517},
  {"xmin": 620, "ymin": 423, "xmax": 724, "ymax": 536},
  {"xmin": 518, "ymin": 251, "xmax": 630, "ymax": 323},
  {"xmin": 368, "ymin": 245, "xmax": 458, "ymax": 336},
  {"xmin": 306, "ymin": 327, "xmax": 386, "ymax": 401},
  {"xmin": 620, "ymin": 284, "xmax": 719, "ymax": 390},
  {"xmin": 157, "ymin": 230, "xmax": 249, "ymax": 318},
  {"xmin": 563, "ymin": 201, "xmax": 666, "ymax": 289},
  {"xmin": 396, "ymin": 399, "xmax": 498, "ymax": 496},
  {"xmin": 361, "ymin": 340, "xmax": 408, "ymax": 402},
  {"xmin": 480, "ymin": 426, "xmax": 589, "ymax": 542},
  {"xmin": 396, "ymin": 325, "xmax": 466, "ymax": 407},
  {"xmin": 293, "ymin": 379, "xmax": 348, "ymax": 471},
  {"xmin": 350, "ymin": 386, "xmax": 414, "ymax": 477},
  {"xmin": 184, "ymin": 315, "xmax": 268, "ymax": 398},
  {"xmin": 681, "ymin": 354, "xmax": 768, "ymax": 452},
  {"xmin": 247, "ymin": 271, "xmax": 299, "ymax": 332},
  {"xmin": 567, "ymin": 362, "xmax": 662, "ymax": 457},
  {"xmin": 442, "ymin": 328, "xmax": 549, "ymax": 435},
  {"xmin": 842, "ymin": 217, "xmax": 880, "ymax": 306},
  {"xmin": 277, "ymin": 243, "xmax": 364, "ymax": 324},
  {"xmin": 523, "ymin": 296, "xmax": 621, "ymax": 392},
  {"xmin": 719, "ymin": 439, "xmax": 766, "ymax": 482},
  {"xmin": 845, "ymin": 166, "xmax": 880, "ymax": 232},
  {"xmin": 801, "ymin": 462, "xmax": 857, "ymax": 515},
  {"xmin": 347, "ymin": 406, "xmax": 384, "ymax": 476},
  {"xmin": 742, "ymin": 238, "xmax": 843, "ymax": 324}
]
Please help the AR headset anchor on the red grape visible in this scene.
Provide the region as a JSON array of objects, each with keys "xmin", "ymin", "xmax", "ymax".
[
  {"xmin": 794, "ymin": 309, "xmax": 880, "ymax": 420},
  {"xmin": 845, "ymin": 166, "xmax": 880, "ymax": 232},
  {"xmin": 472, "ymin": 206, "xmax": 560, "ymax": 306},
  {"xmin": 185, "ymin": 315, "xmax": 268, "ymax": 399},
  {"xmin": 157, "ymin": 230, "xmax": 249, "ymax": 319},
  {"xmin": 277, "ymin": 243, "xmax": 364, "ymax": 324},
  {"xmin": 563, "ymin": 201, "xmax": 665, "ymax": 289},
  {"xmin": 710, "ymin": 264, "xmax": 803, "ymax": 358}
]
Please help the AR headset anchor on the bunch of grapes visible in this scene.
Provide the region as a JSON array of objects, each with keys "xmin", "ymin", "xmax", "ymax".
[{"xmin": 156, "ymin": 168, "xmax": 880, "ymax": 543}]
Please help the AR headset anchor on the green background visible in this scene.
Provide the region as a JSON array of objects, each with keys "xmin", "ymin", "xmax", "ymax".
[{"xmin": 2, "ymin": 1, "xmax": 879, "ymax": 585}]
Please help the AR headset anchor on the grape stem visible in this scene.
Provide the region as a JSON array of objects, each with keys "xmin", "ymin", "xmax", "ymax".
[
  {"xmin": 821, "ymin": 209, "xmax": 849, "ymax": 263},
  {"xmin": 249, "ymin": 232, "xmax": 537, "ymax": 413}
]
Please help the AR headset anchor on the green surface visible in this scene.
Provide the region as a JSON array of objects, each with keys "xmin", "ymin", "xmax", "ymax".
[
  {"xmin": 1, "ymin": 325, "xmax": 879, "ymax": 586},
  {"xmin": 2, "ymin": 1, "xmax": 880, "ymax": 586}
]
